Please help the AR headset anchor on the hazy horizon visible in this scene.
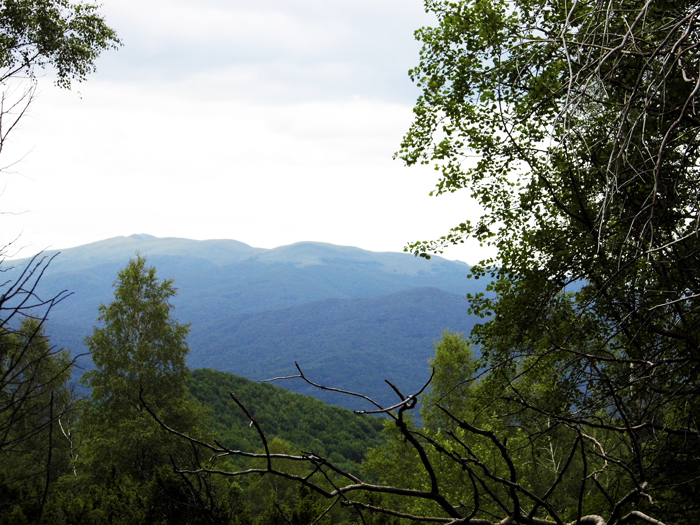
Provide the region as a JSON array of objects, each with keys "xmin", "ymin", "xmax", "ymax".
[{"xmin": 1, "ymin": 0, "xmax": 491, "ymax": 265}]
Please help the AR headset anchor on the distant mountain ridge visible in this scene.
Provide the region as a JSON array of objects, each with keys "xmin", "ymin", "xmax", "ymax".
[
  {"xmin": 14, "ymin": 234, "xmax": 478, "ymax": 323},
  {"xmin": 7, "ymin": 234, "xmax": 485, "ymax": 409}
]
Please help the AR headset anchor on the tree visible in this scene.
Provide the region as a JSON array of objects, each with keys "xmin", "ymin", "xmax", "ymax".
[
  {"xmin": 50, "ymin": 257, "xmax": 252, "ymax": 525},
  {"xmin": 0, "ymin": 253, "xmax": 77, "ymax": 523},
  {"xmin": 362, "ymin": 332, "xmax": 595, "ymax": 523},
  {"xmin": 0, "ymin": 0, "xmax": 120, "ymax": 165},
  {"xmin": 0, "ymin": 317, "xmax": 74, "ymax": 524},
  {"xmin": 0, "ymin": 3, "xmax": 117, "ymax": 521},
  {"xmin": 78, "ymin": 255, "xmax": 205, "ymax": 483},
  {"xmin": 0, "ymin": 0, "xmax": 120, "ymax": 85},
  {"xmin": 394, "ymin": 0, "xmax": 700, "ymax": 522}
]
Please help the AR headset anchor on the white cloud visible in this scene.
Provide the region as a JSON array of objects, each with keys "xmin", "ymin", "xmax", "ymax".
[
  {"xmin": 0, "ymin": 0, "xmax": 493, "ymax": 265},
  {"xmin": 94, "ymin": 0, "xmax": 431, "ymax": 101}
]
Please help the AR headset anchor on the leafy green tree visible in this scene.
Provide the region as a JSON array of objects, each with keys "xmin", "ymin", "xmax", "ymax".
[
  {"xmin": 0, "ymin": 318, "xmax": 74, "ymax": 524},
  {"xmin": 362, "ymin": 332, "xmax": 601, "ymax": 523},
  {"xmin": 0, "ymin": 0, "xmax": 119, "ymax": 161},
  {"xmin": 78, "ymin": 255, "xmax": 206, "ymax": 483},
  {"xmin": 0, "ymin": 0, "xmax": 120, "ymax": 86},
  {"xmin": 392, "ymin": 0, "xmax": 700, "ymax": 522},
  {"xmin": 420, "ymin": 331, "xmax": 477, "ymax": 430},
  {"xmin": 54, "ymin": 256, "xmax": 225, "ymax": 524}
]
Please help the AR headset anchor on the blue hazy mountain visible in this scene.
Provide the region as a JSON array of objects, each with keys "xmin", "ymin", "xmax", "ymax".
[
  {"xmin": 9, "ymin": 234, "xmax": 485, "ymax": 408},
  {"xmin": 189, "ymin": 286, "xmax": 478, "ymax": 409}
]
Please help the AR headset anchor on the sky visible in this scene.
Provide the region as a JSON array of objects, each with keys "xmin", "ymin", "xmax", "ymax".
[{"xmin": 1, "ymin": 0, "xmax": 488, "ymax": 263}]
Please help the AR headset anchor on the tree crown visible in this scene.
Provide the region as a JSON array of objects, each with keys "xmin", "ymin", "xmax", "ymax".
[{"xmin": 83, "ymin": 255, "xmax": 191, "ymax": 409}]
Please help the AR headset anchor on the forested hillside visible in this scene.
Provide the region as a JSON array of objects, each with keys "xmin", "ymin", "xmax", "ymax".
[
  {"xmin": 189, "ymin": 287, "xmax": 477, "ymax": 408},
  {"xmin": 187, "ymin": 369, "xmax": 385, "ymax": 474}
]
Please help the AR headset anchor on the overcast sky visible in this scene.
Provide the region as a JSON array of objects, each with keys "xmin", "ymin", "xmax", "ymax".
[{"xmin": 2, "ymin": 0, "xmax": 488, "ymax": 263}]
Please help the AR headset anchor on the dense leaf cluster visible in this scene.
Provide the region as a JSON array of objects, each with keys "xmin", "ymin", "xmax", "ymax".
[
  {"xmin": 0, "ymin": 0, "xmax": 119, "ymax": 86},
  {"xmin": 393, "ymin": 0, "xmax": 700, "ymax": 522}
]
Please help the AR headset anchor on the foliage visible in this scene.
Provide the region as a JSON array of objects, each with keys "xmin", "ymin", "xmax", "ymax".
[
  {"xmin": 0, "ymin": 0, "xmax": 120, "ymax": 86},
  {"xmin": 0, "ymin": 255, "xmax": 76, "ymax": 523},
  {"xmin": 187, "ymin": 368, "xmax": 386, "ymax": 474},
  {"xmin": 362, "ymin": 332, "xmax": 606, "ymax": 523},
  {"xmin": 0, "ymin": 0, "xmax": 119, "ymax": 167},
  {"xmin": 393, "ymin": 0, "xmax": 700, "ymax": 522},
  {"xmin": 44, "ymin": 464, "xmax": 252, "ymax": 525},
  {"xmin": 0, "ymin": 318, "xmax": 73, "ymax": 522},
  {"xmin": 78, "ymin": 255, "xmax": 206, "ymax": 482},
  {"xmin": 420, "ymin": 330, "xmax": 477, "ymax": 429}
]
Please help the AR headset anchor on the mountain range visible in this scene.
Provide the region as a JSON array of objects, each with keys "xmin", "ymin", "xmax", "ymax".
[{"xmin": 9, "ymin": 234, "xmax": 486, "ymax": 409}]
